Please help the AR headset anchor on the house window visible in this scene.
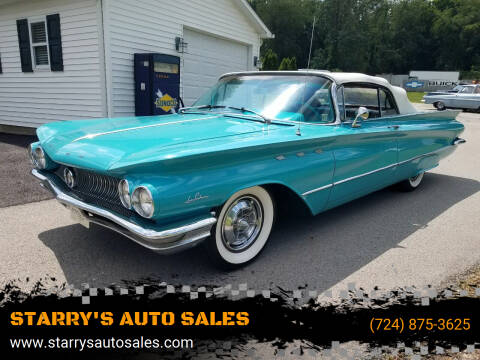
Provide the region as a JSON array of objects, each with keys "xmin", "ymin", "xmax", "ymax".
[
  {"xmin": 17, "ymin": 14, "xmax": 63, "ymax": 72},
  {"xmin": 30, "ymin": 19, "xmax": 50, "ymax": 68}
]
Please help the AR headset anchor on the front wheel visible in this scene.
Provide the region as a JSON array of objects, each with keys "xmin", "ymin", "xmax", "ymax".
[
  {"xmin": 205, "ymin": 186, "xmax": 275, "ymax": 269},
  {"xmin": 397, "ymin": 172, "xmax": 425, "ymax": 192},
  {"xmin": 435, "ymin": 101, "xmax": 446, "ymax": 111}
]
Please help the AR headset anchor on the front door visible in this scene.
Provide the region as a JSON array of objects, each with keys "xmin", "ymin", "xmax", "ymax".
[
  {"xmin": 453, "ymin": 86, "xmax": 480, "ymax": 109},
  {"xmin": 326, "ymin": 84, "xmax": 398, "ymax": 210}
]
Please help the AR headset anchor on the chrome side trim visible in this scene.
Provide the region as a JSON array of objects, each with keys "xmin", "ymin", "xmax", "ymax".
[
  {"xmin": 302, "ymin": 162, "xmax": 396, "ymax": 196},
  {"xmin": 396, "ymin": 147, "xmax": 444, "ymax": 166},
  {"xmin": 333, "ymin": 163, "xmax": 397, "ymax": 186},
  {"xmin": 72, "ymin": 115, "xmax": 220, "ymax": 142},
  {"xmin": 302, "ymin": 183, "xmax": 333, "ymax": 196},
  {"xmin": 302, "ymin": 145, "xmax": 452, "ymax": 196},
  {"xmin": 32, "ymin": 169, "xmax": 216, "ymax": 254}
]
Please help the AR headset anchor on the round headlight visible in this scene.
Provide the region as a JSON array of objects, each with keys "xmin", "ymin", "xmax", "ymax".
[
  {"xmin": 33, "ymin": 146, "xmax": 46, "ymax": 169},
  {"xmin": 27, "ymin": 144, "xmax": 35, "ymax": 165},
  {"xmin": 118, "ymin": 179, "xmax": 131, "ymax": 209},
  {"xmin": 132, "ymin": 186, "xmax": 154, "ymax": 218}
]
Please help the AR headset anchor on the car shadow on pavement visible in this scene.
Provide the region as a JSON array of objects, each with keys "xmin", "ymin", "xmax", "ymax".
[{"xmin": 38, "ymin": 173, "xmax": 479, "ymax": 291}]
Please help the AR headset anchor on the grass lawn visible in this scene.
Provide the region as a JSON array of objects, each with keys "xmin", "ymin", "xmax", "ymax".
[{"xmin": 407, "ymin": 91, "xmax": 426, "ymax": 103}]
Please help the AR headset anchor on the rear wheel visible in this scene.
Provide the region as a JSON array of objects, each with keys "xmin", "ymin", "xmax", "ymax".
[
  {"xmin": 205, "ymin": 186, "xmax": 275, "ymax": 269},
  {"xmin": 397, "ymin": 172, "xmax": 425, "ymax": 192}
]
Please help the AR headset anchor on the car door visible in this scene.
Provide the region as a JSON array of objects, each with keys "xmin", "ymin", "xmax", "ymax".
[
  {"xmin": 454, "ymin": 86, "xmax": 478, "ymax": 109},
  {"xmin": 325, "ymin": 84, "xmax": 398, "ymax": 210},
  {"xmin": 440, "ymin": 94, "xmax": 456, "ymax": 108}
]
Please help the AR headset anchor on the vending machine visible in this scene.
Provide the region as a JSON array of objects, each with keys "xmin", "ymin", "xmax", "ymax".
[{"xmin": 134, "ymin": 53, "xmax": 182, "ymax": 116}]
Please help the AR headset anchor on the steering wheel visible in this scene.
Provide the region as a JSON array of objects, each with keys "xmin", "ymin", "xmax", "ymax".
[{"xmin": 301, "ymin": 100, "xmax": 331, "ymax": 123}]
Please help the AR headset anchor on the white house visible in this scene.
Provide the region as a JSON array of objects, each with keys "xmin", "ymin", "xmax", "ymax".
[{"xmin": 0, "ymin": 0, "xmax": 272, "ymax": 128}]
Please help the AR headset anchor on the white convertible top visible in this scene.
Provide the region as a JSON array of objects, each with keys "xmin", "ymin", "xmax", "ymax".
[
  {"xmin": 320, "ymin": 71, "xmax": 418, "ymax": 114},
  {"xmin": 221, "ymin": 70, "xmax": 418, "ymax": 115}
]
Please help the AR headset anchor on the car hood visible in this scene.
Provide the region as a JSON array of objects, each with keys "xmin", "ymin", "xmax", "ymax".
[{"xmin": 37, "ymin": 113, "xmax": 285, "ymax": 171}]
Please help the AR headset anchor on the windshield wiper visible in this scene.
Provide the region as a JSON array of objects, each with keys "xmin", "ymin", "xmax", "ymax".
[
  {"xmin": 224, "ymin": 106, "xmax": 272, "ymax": 124},
  {"xmin": 179, "ymin": 104, "xmax": 272, "ymax": 124},
  {"xmin": 179, "ymin": 104, "xmax": 226, "ymax": 113}
]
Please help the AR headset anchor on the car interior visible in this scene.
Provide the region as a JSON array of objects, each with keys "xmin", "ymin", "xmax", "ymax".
[{"xmin": 339, "ymin": 84, "xmax": 399, "ymax": 121}]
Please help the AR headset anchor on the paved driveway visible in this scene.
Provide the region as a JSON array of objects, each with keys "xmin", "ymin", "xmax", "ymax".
[
  {"xmin": 0, "ymin": 106, "xmax": 479, "ymax": 294},
  {"xmin": 0, "ymin": 133, "xmax": 53, "ymax": 208}
]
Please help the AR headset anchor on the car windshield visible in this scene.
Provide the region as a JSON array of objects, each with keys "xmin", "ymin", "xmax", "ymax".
[
  {"xmin": 192, "ymin": 75, "xmax": 335, "ymax": 123},
  {"xmin": 452, "ymin": 85, "xmax": 464, "ymax": 92}
]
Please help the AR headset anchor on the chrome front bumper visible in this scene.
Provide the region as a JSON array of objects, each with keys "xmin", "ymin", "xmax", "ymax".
[
  {"xmin": 453, "ymin": 137, "xmax": 466, "ymax": 146},
  {"xmin": 31, "ymin": 169, "xmax": 217, "ymax": 254}
]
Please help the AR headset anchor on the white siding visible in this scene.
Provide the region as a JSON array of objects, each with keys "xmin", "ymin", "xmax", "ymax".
[
  {"xmin": 0, "ymin": 0, "xmax": 105, "ymax": 127},
  {"xmin": 183, "ymin": 28, "xmax": 249, "ymax": 105},
  {"xmin": 105, "ymin": 0, "xmax": 262, "ymax": 117}
]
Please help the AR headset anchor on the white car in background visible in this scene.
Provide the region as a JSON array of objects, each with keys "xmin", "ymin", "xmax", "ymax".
[{"xmin": 423, "ymin": 84, "xmax": 480, "ymax": 111}]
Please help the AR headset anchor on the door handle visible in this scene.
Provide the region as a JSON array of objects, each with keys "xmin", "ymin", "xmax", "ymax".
[{"xmin": 388, "ymin": 125, "xmax": 400, "ymax": 130}]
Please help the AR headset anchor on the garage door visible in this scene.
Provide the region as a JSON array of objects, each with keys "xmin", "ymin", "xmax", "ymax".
[{"xmin": 182, "ymin": 29, "xmax": 249, "ymax": 106}]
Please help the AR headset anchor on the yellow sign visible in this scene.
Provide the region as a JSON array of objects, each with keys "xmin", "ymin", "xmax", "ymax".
[{"xmin": 155, "ymin": 93, "xmax": 178, "ymax": 112}]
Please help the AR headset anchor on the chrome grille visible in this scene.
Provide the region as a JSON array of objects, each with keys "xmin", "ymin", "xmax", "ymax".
[
  {"xmin": 55, "ymin": 166, "xmax": 135, "ymax": 218},
  {"xmin": 74, "ymin": 169, "xmax": 120, "ymax": 203}
]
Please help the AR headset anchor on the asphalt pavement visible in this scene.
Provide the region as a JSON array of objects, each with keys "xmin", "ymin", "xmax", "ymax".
[
  {"xmin": 0, "ymin": 105, "xmax": 479, "ymax": 295},
  {"xmin": 0, "ymin": 133, "xmax": 53, "ymax": 208}
]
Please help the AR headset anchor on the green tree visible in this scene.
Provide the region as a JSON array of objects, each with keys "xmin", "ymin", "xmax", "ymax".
[
  {"xmin": 289, "ymin": 57, "xmax": 298, "ymax": 70},
  {"xmin": 250, "ymin": 0, "xmax": 315, "ymax": 68},
  {"xmin": 310, "ymin": 48, "xmax": 328, "ymax": 70},
  {"xmin": 278, "ymin": 57, "xmax": 298, "ymax": 70},
  {"xmin": 261, "ymin": 48, "xmax": 278, "ymax": 70},
  {"xmin": 461, "ymin": 65, "xmax": 480, "ymax": 81},
  {"xmin": 306, "ymin": 0, "xmax": 372, "ymax": 72},
  {"xmin": 250, "ymin": 0, "xmax": 480, "ymax": 74},
  {"xmin": 278, "ymin": 57, "xmax": 291, "ymax": 70},
  {"xmin": 432, "ymin": 0, "xmax": 480, "ymax": 71},
  {"xmin": 388, "ymin": 0, "xmax": 437, "ymax": 73}
]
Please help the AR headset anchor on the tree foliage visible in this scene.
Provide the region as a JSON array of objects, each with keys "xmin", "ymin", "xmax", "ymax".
[
  {"xmin": 278, "ymin": 57, "xmax": 298, "ymax": 70},
  {"xmin": 249, "ymin": 0, "xmax": 480, "ymax": 77},
  {"xmin": 261, "ymin": 48, "xmax": 279, "ymax": 70}
]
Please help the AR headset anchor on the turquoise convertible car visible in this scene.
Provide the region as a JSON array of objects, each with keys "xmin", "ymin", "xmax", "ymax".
[{"xmin": 29, "ymin": 71, "xmax": 465, "ymax": 268}]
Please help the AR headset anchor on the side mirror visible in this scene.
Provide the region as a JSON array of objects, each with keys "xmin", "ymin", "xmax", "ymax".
[{"xmin": 352, "ymin": 107, "xmax": 369, "ymax": 128}]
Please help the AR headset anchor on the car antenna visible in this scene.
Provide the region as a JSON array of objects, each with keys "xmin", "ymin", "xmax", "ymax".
[
  {"xmin": 307, "ymin": 16, "xmax": 316, "ymax": 70},
  {"xmin": 297, "ymin": 15, "xmax": 316, "ymax": 137}
]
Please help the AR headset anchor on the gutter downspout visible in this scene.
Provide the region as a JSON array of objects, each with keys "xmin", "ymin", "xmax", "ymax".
[{"xmin": 99, "ymin": 0, "xmax": 111, "ymax": 118}]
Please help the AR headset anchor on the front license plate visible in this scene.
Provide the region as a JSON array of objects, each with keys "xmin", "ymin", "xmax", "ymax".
[{"xmin": 69, "ymin": 207, "xmax": 90, "ymax": 229}]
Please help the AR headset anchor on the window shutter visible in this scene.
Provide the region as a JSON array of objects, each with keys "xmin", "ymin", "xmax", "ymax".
[
  {"xmin": 46, "ymin": 14, "xmax": 63, "ymax": 71},
  {"xmin": 0, "ymin": 54, "xmax": 3, "ymax": 74},
  {"xmin": 16, "ymin": 19, "xmax": 33, "ymax": 72}
]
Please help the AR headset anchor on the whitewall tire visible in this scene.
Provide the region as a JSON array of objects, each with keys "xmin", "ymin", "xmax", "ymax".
[
  {"xmin": 206, "ymin": 186, "xmax": 275, "ymax": 268},
  {"xmin": 398, "ymin": 171, "xmax": 424, "ymax": 192}
]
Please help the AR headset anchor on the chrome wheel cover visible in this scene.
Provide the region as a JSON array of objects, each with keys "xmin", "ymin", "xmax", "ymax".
[{"xmin": 221, "ymin": 196, "xmax": 264, "ymax": 252}]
